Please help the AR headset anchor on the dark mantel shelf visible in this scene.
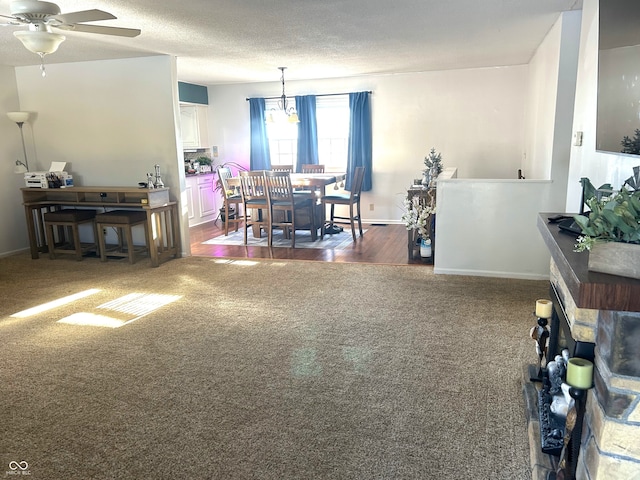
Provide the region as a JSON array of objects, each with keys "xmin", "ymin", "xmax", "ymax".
[{"xmin": 537, "ymin": 214, "xmax": 640, "ymax": 312}]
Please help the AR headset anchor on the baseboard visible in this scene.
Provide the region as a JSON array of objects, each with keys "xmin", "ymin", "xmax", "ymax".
[
  {"xmin": 0, "ymin": 247, "xmax": 30, "ymax": 259},
  {"xmin": 433, "ymin": 266, "xmax": 549, "ymax": 281}
]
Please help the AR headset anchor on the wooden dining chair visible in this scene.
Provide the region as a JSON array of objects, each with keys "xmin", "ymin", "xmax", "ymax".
[
  {"xmin": 264, "ymin": 171, "xmax": 316, "ymax": 248},
  {"xmin": 301, "ymin": 164, "xmax": 325, "ymax": 173},
  {"xmin": 238, "ymin": 171, "xmax": 271, "ymax": 245},
  {"xmin": 295, "ymin": 163, "xmax": 324, "ymax": 222},
  {"xmin": 321, "ymin": 166, "xmax": 365, "ymax": 242},
  {"xmin": 271, "ymin": 164, "xmax": 294, "ymax": 173},
  {"xmin": 216, "ymin": 166, "xmax": 244, "ymax": 236}
]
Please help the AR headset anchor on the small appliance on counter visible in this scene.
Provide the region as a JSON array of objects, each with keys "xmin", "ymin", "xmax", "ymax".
[{"xmin": 24, "ymin": 161, "xmax": 73, "ymax": 188}]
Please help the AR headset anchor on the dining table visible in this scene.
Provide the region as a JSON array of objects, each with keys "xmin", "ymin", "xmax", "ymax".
[{"xmin": 227, "ymin": 171, "xmax": 346, "ymax": 238}]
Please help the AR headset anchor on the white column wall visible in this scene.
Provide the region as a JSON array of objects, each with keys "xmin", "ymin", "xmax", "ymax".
[
  {"xmin": 434, "ymin": 179, "xmax": 554, "ymax": 280},
  {"xmin": 10, "ymin": 56, "xmax": 189, "ymax": 255},
  {"xmin": 567, "ymin": 0, "xmax": 640, "ymax": 212}
]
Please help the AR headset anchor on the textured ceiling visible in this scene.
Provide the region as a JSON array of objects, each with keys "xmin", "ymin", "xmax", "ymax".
[{"xmin": 0, "ymin": 0, "xmax": 583, "ymax": 85}]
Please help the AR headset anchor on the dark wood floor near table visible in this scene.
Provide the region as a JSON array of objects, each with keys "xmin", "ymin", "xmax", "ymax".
[{"xmin": 189, "ymin": 221, "xmax": 431, "ymax": 265}]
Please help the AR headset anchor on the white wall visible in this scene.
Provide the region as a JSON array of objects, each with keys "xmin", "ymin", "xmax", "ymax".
[
  {"xmin": 15, "ymin": 56, "xmax": 181, "ymax": 187},
  {"xmin": 207, "ymin": 67, "xmax": 529, "ymax": 224},
  {"xmin": 567, "ymin": 0, "xmax": 640, "ymax": 212},
  {"xmin": 524, "ymin": 9, "xmax": 581, "ymax": 213},
  {"xmin": 430, "ymin": 12, "xmax": 580, "ymax": 280},
  {"xmin": 0, "ymin": 65, "xmax": 30, "ymax": 257}
]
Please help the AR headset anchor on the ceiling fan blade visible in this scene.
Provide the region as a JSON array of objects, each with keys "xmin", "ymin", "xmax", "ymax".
[
  {"xmin": 55, "ymin": 23, "xmax": 141, "ymax": 37},
  {"xmin": 52, "ymin": 9, "xmax": 116, "ymax": 25},
  {"xmin": 0, "ymin": 13, "xmax": 24, "ymax": 23}
]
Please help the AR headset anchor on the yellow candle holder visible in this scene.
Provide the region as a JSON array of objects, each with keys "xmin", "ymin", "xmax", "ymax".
[
  {"xmin": 535, "ymin": 298, "xmax": 553, "ymax": 319},
  {"xmin": 566, "ymin": 357, "xmax": 594, "ymax": 389}
]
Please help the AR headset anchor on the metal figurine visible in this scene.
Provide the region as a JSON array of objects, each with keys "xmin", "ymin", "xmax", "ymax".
[
  {"xmin": 154, "ymin": 164, "xmax": 164, "ymax": 188},
  {"xmin": 529, "ymin": 315, "xmax": 550, "ymax": 382}
]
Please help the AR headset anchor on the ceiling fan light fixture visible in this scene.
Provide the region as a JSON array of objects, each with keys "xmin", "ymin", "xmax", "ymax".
[{"xmin": 14, "ymin": 30, "xmax": 66, "ymax": 55}]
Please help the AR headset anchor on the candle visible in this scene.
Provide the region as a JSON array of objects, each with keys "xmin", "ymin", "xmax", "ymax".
[
  {"xmin": 536, "ymin": 299, "xmax": 553, "ymax": 319},
  {"xmin": 566, "ymin": 358, "xmax": 594, "ymax": 389}
]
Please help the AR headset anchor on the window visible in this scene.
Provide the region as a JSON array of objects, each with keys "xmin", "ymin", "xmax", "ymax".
[
  {"xmin": 317, "ymin": 95, "xmax": 349, "ymax": 172},
  {"xmin": 265, "ymin": 95, "xmax": 350, "ymax": 172}
]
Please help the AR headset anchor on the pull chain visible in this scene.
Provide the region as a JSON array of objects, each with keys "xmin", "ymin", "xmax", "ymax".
[{"xmin": 39, "ymin": 53, "xmax": 46, "ymax": 77}]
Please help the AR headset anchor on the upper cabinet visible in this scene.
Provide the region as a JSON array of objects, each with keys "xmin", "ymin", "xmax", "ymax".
[{"xmin": 180, "ymin": 104, "xmax": 209, "ymax": 149}]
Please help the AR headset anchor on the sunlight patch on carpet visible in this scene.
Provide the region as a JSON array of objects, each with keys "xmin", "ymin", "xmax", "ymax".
[
  {"xmin": 11, "ymin": 289, "xmax": 101, "ymax": 319},
  {"xmin": 57, "ymin": 293, "xmax": 182, "ymax": 328},
  {"xmin": 58, "ymin": 312, "xmax": 128, "ymax": 329},
  {"xmin": 212, "ymin": 259, "xmax": 260, "ymax": 266}
]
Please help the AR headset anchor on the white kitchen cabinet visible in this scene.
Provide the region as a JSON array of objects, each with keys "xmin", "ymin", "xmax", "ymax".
[
  {"xmin": 180, "ymin": 104, "xmax": 209, "ymax": 149},
  {"xmin": 185, "ymin": 173, "xmax": 218, "ymax": 227}
]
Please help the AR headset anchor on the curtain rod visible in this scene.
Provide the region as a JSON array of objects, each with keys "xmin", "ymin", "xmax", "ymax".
[{"xmin": 245, "ymin": 91, "xmax": 372, "ymax": 101}]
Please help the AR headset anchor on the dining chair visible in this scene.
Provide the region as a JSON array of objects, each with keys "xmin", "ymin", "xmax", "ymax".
[
  {"xmin": 301, "ymin": 164, "xmax": 325, "ymax": 173},
  {"xmin": 299, "ymin": 164, "xmax": 326, "ymax": 197},
  {"xmin": 321, "ymin": 166, "xmax": 365, "ymax": 242},
  {"xmin": 264, "ymin": 171, "xmax": 317, "ymax": 248},
  {"xmin": 271, "ymin": 164, "xmax": 294, "ymax": 173},
  {"xmin": 238, "ymin": 171, "xmax": 271, "ymax": 245},
  {"xmin": 216, "ymin": 166, "xmax": 244, "ymax": 236}
]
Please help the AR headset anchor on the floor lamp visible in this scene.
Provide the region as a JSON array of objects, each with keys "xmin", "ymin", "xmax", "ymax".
[{"xmin": 7, "ymin": 111, "xmax": 31, "ymax": 173}]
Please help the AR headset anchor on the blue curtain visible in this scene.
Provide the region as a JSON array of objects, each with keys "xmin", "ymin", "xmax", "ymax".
[
  {"xmin": 295, "ymin": 95, "xmax": 319, "ymax": 172},
  {"xmin": 346, "ymin": 92, "xmax": 372, "ymax": 191},
  {"xmin": 249, "ymin": 98, "xmax": 271, "ymax": 170}
]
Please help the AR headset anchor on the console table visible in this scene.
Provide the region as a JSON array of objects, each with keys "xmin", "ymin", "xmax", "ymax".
[{"xmin": 21, "ymin": 187, "xmax": 181, "ymax": 267}]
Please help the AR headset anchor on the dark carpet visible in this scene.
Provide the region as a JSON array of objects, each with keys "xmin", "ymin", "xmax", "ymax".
[{"xmin": 0, "ymin": 253, "xmax": 546, "ymax": 479}]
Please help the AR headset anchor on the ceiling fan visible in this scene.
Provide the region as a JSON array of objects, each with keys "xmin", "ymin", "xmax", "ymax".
[{"xmin": 1, "ymin": 0, "xmax": 141, "ymax": 75}]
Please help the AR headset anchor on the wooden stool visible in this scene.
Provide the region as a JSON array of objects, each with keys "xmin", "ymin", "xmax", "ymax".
[
  {"xmin": 43, "ymin": 209, "xmax": 98, "ymax": 261},
  {"xmin": 95, "ymin": 210, "xmax": 149, "ymax": 264}
]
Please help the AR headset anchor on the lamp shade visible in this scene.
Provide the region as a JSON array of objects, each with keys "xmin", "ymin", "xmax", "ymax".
[
  {"xmin": 14, "ymin": 30, "xmax": 65, "ymax": 55},
  {"xmin": 7, "ymin": 111, "xmax": 30, "ymax": 123}
]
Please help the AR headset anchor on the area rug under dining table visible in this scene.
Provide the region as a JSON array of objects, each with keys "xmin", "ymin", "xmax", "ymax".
[{"xmin": 202, "ymin": 228, "xmax": 364, "ymax": 250}]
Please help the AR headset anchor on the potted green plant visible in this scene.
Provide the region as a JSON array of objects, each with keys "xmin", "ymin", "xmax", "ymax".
[
  {"xmin": 195, "ymin": 156, "xmax": 212, "ymax": 172},
  {"xmin": 573, "ymin": 168, "xmax": 640, "ymax": 279}
]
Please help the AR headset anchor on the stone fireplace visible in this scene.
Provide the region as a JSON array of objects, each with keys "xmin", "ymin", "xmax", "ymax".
[{"xmin": 529, "ymin": 215, "xmax": 640, "ymax": 479}]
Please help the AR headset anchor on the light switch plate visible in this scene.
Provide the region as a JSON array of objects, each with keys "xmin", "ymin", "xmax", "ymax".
[{"xmin": 573, "ymin": 131, "xmax": 583, "ymax": 146}]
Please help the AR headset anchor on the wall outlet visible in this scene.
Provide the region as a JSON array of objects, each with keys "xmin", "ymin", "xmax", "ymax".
[
  {"xmin": 103, "ymin": 229, "xmax": 107, "ymax": 235},
  {"xmin": 369, "ymin": 203, "xmax": 374, "ymax": 211},
  {"xmin": 573, "ymin": 131, "xmax": 583, "ymax": 146}
]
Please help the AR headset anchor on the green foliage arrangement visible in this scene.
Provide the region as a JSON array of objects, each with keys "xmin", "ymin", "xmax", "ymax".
[{"xmin": 573, "ymin": 170, "xmax": 640, "ymax": 252}]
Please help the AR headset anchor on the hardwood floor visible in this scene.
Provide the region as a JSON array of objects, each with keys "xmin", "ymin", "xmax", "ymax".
[{"xmin": 189, "ymin": 220, "xmax": 432, "ymax": 266}]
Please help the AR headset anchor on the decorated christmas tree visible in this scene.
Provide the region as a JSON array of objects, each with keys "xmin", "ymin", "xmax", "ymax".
[{"xmin": 423, "ymin": 148, "xmax": 443, "ymax": 176}]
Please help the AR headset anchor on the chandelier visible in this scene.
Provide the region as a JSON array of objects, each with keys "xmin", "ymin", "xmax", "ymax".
[{"xmin": 267, "ymin": 67, "xmax": 299, "ymax": 124}]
